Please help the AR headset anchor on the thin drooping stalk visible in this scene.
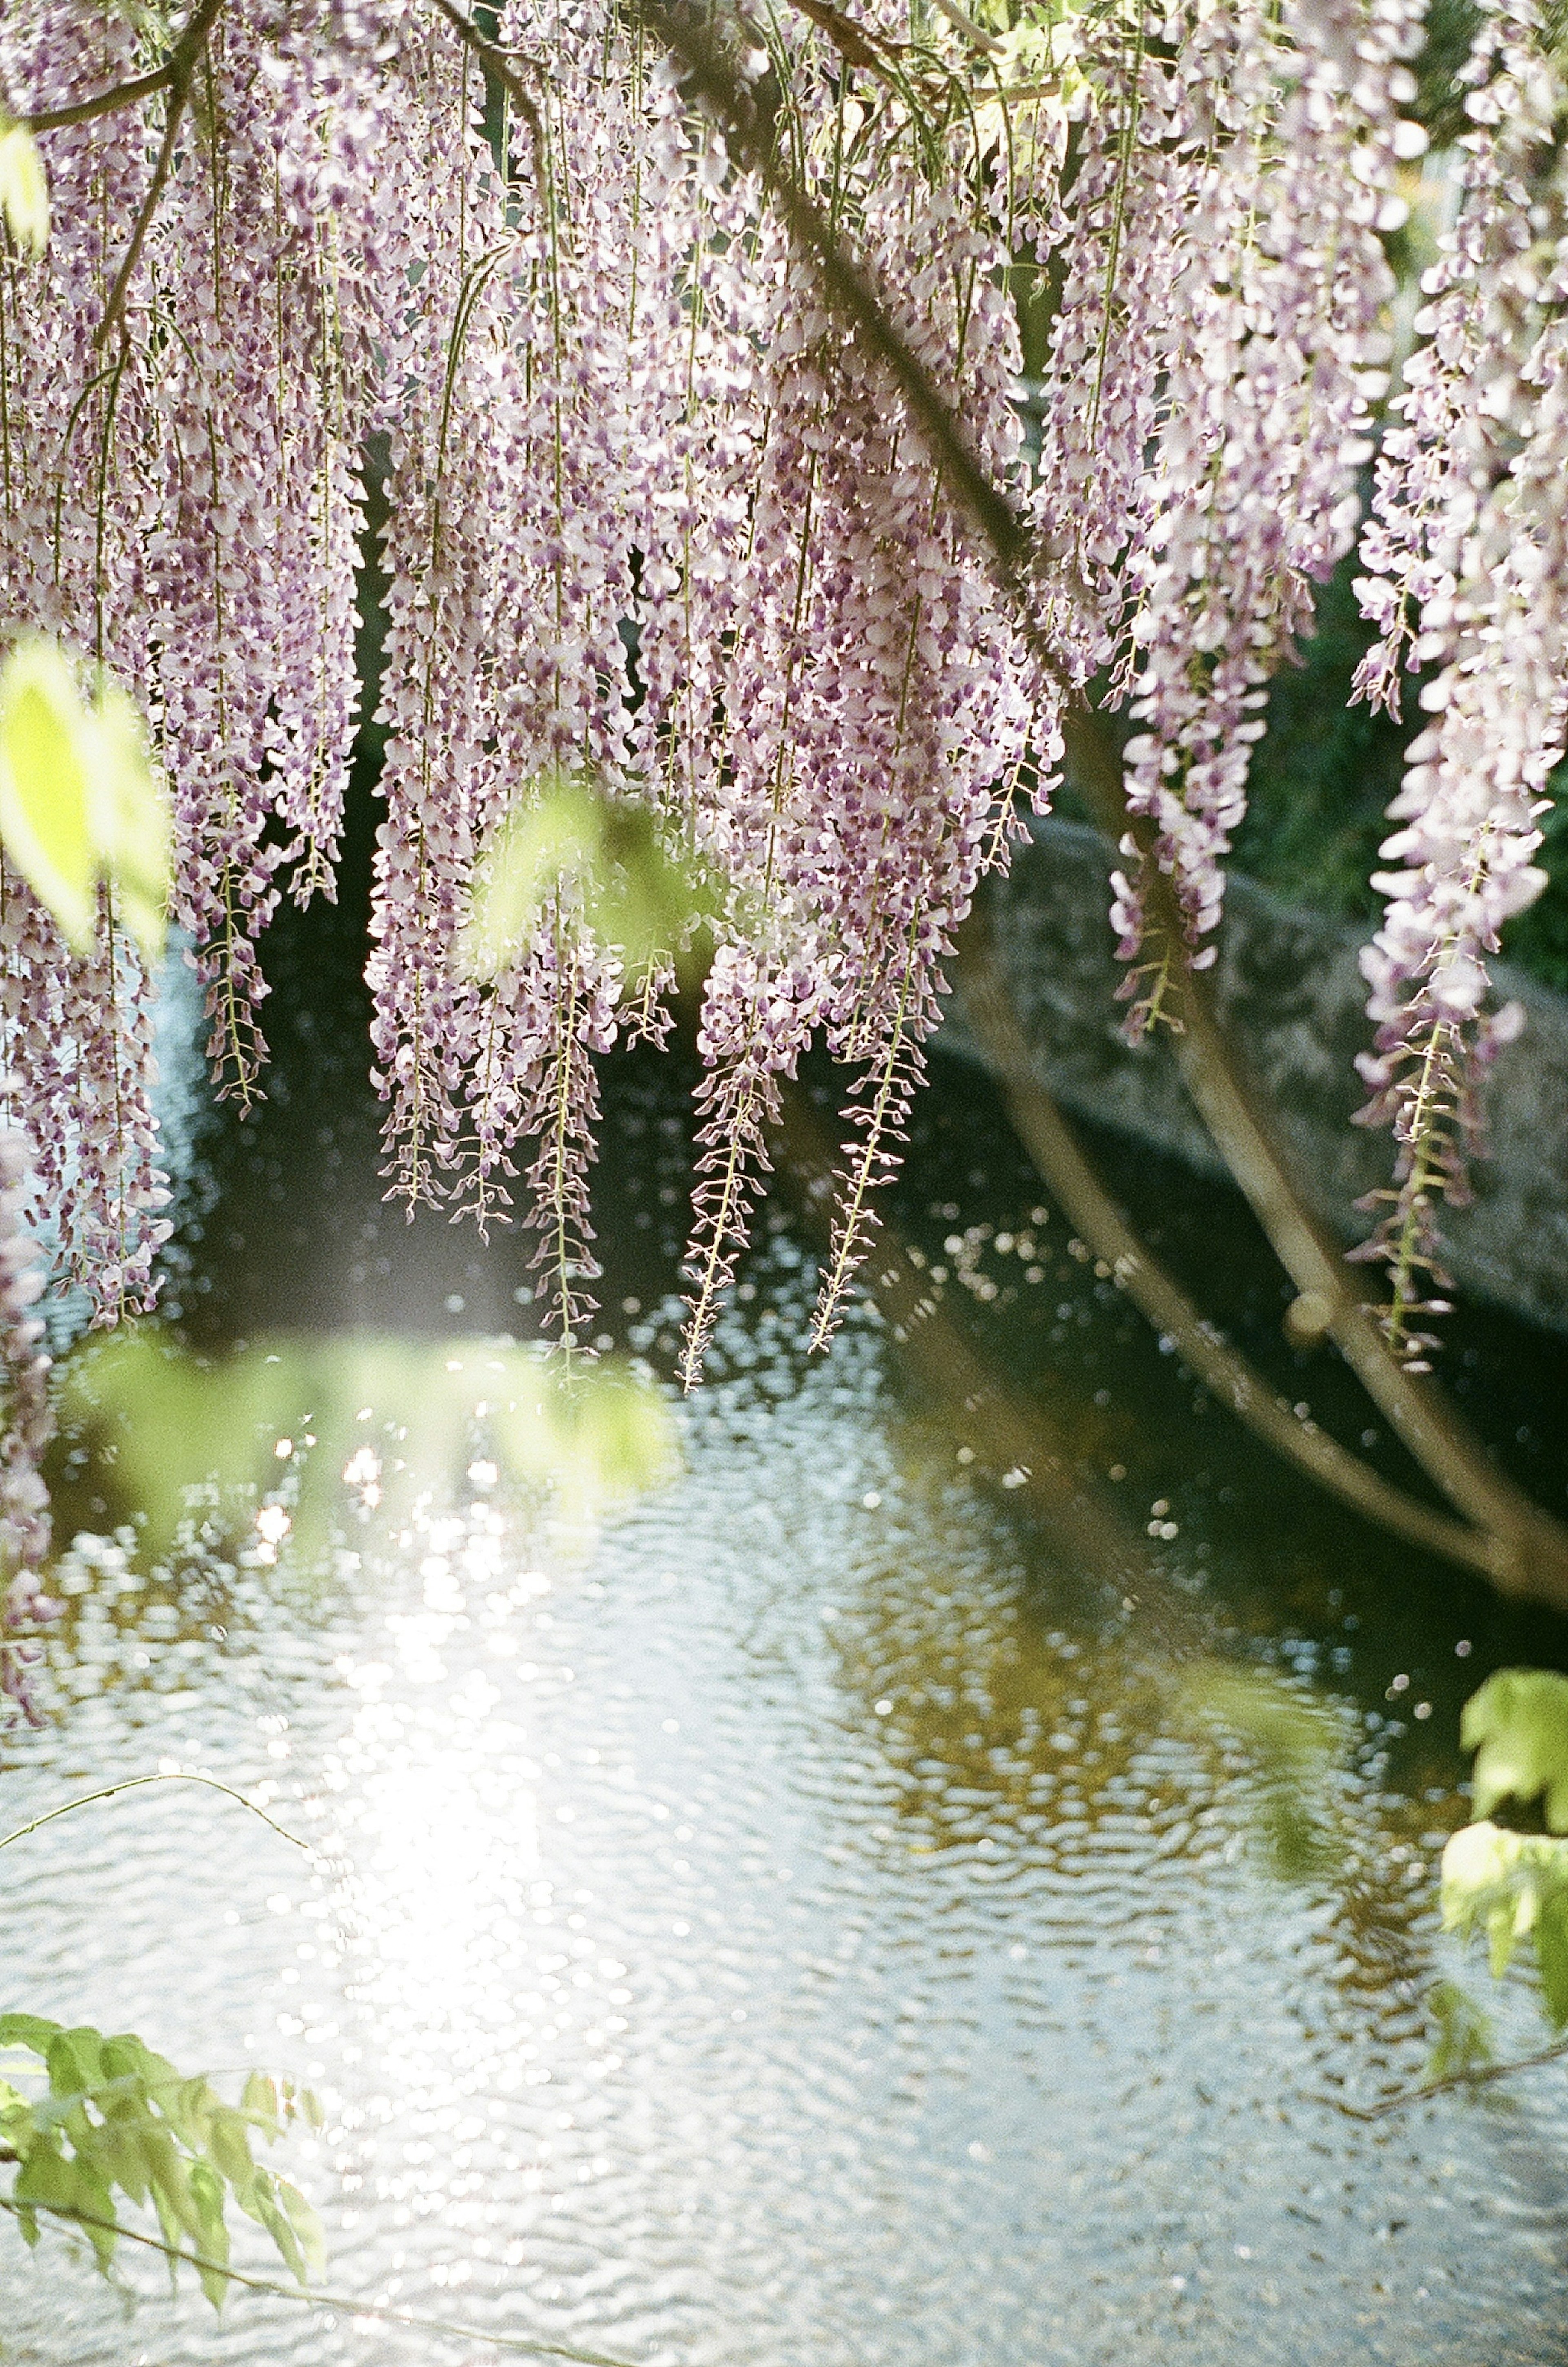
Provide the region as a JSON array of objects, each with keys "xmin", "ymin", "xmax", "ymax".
[
  {"xmin": 0, "ymin": 1770, "xmax": 307, "ymax": 1855},
  {"xmin": 0, "ymin": 2198, "xmax": 637, "ymax": 2367},
  {"xmin": 94, "ymin": 0, "xmax": 229, "ymax": 348}
]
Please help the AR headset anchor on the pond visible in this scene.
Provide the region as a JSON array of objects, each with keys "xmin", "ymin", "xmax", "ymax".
[{"xmin": 4, "ymin": 904, "xmax": 1568, "ymax": 2367}]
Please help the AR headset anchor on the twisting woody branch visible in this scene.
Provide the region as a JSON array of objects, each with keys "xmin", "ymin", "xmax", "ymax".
[{"xmin": 0, "ymin": 0, "xmax": 1564, "ymax": 1485}]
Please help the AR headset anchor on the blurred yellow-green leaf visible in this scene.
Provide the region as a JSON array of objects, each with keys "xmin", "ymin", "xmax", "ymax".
[
  {"xmin": 87, "ymin": 677, "xmax": 172, "ymax": 960},
  {"xmin": 0, "ymin": 119, "xmax": 49, "ymax": 258},
  {"xmin": 0, "ymin": 637, "xmax": 170, "ymax": 960},
  {"xmin": 1174, "ymin": 1661, "xmax": 1344, "ymax": 1881},
  {"xmin": 1425, "ymin": 1979, "xmax": 1494, "ymax": 2084},
  {"xmin": 58, "ymin": 1325, "xmax": 679, "ymax": 1562},
  {"xmin": 462, "ymin": 774, "xmax": 719, "ymax": 987},
  {"xmin": 0, "ymin": 638, "xmax": 97, "ymax": 952},
  {"xmin": 1461, "ymin": 1667, "xmax": 1568, "ymax": 1832},
  {"xmin": 1440, "ymin": 1817, "xmax": 1568, "ymax": 2018}
]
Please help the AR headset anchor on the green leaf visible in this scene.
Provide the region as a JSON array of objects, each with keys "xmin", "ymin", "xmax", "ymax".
[
  {"xmin": 0, "ymin": 2077, "xmax": 35, "ymax": 2161},
  {"xmin": 0, "ymin": 637, "xmax": 97, "ymax": 952},
  {"xmin": 63, "ymin": 2153, "xmax": 120, "ymax": 2271},
  {"xmin": 1539, "ymin": 1887, "xmax": 1568, "ymax": 2027},
  {"xmin": 0, "ymin": 2013, "xmax": 61, "ymax": 2056},
  {"xmin": 1461, "ymin": 1669, "xmax": 1568, "ymax": 1830},
  {"xmin": 190, "ymin": 2187, "xmax": 232, "ymax": 2311},
  {"xmin": 250, "ymin": 2171, "xmax": 306, "ymax": 2285},
  {"xmin": 14, "ymin": 2140, "xmax": 82, "ymax": 2226},
  {"xmin": 1441, "ymin": 1819, "xmax": 1568, "ymax": 2017},
  {"xmin": 241, "ymin": 2070, "xmax": 282, "ymax": 2141},
  {"xmin": 460, "ymin": 780, "xmax": 602, "ymax": 977},
  {"xmin": 206, "ymin": 2106, "xmax": 259, "ymax": 2201},
  {"xmin": 90, "ymin": 2115, "xmax": 149, "ymax": 2209},
  {"xmin": 100, "ymin": 2033, "xmax": 174, "ymax": 2082},
  {"xmin": 0, "ymin": 2016, "xmax": 324, "ymax": 2303},
  {"xmin": 1173, "ymin": 1662, "xmax": 1345, "ymax": 1881},
  {"xmin": 460, "ymin": 774, "xmax": 720, "ymax": 987},
  {"xmin": 275, "ymin": 2174, "xmax": 325, "ymax": 2278},
  {"xmin": 0, "ymin": 120, "xmax": 49, "ymax": 257},
  {"xmin": 47, "ymin": 2028, "xmax": 105, "ymax": 2095}
]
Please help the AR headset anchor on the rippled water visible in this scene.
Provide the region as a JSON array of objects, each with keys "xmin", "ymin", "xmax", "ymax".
[{"xmin": 6, "ymin": 971, "xmax": 1568, "ymax": 2364}]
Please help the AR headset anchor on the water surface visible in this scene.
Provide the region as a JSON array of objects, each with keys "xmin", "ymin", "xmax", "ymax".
[{"xmin": 5, "ymin": 981, "xmax": 1568, "ymax": 2367}]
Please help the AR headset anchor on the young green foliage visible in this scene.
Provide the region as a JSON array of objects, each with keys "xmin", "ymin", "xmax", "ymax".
[
  {"xmin": 1437, "ymin": 1670, "xmax": 1568, "ymax": 2032},
  {"xmin": 1425, "ymin": 1978, "xmax": 1495, "ymax": 2082},
  {"xmin": 0, "ymin": 2015, "xmax": 323, "ymax": 2306},
  {"xmin": 1174, "ymin": 1663, "xmax": 1345, "ymax": 1880}
]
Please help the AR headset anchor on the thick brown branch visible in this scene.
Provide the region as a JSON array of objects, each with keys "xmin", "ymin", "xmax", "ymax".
[
  {"xmin": 956, "ymin": 928, "xmax": 1519, "ymax": 1584},
  {"xmin": 1060, "ymin": 712, "xmax": 1568, "ymax": 1609},
  {"xmin": 22, "ymin": 67, "xmax": 174, "ymax": 134},
  {"xmin": 640, "ymin": 0, "xmax": 1040, "ymax": 639},
  {"xmin": 94, "ymin": 0, "xmax": 228, "ymax": 348},
  {"xmin": 426, "ymin": 0, "xmax": 547, "ymax": 174}
]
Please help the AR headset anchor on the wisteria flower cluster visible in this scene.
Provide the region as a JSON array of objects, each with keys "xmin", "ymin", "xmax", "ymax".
[
  {"xmin": 1352, "ymin": 0, "xmax": 1568, "ymax": 1360},
  {"xmin": 0, "ymin": 0, "xmax": 1559, "ymax": 1425},
  {"xmin": 0, "ymin": 1092, "xmax": 58, "ymax": 1720}
]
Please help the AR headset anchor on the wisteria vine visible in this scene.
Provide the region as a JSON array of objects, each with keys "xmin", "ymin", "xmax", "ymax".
[{"xmin": 0, "ymin": 0, "xmax": 1561, "ymax": 1509}]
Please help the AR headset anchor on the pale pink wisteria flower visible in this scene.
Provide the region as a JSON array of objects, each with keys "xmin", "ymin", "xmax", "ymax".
[
  {"xmin": 1113, "ymin": 0, "xmax": 1427, "ymax": 1033},
  {"xmin": 0, "ymin": 1097, "xmax": 57, "ymax": 1724}
]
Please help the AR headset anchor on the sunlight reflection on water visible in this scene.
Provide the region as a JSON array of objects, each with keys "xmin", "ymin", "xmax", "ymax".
[{"xmin": 5, "ymin": 1041, "xmax": 1568, "ymax": 2363}]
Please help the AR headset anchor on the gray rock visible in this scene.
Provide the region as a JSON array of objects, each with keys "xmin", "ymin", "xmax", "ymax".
[{"xmin": 938, "ymin": 818, "xmax": 1568, "ymax": 1335}]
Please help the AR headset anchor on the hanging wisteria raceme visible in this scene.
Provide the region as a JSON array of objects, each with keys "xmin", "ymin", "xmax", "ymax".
[
  {"xmin": 1108, "ymin": 0, "xmax": 1428, "ymax": 1032},
  {"xmin": 1, "ymin": 0, "xmax": 1566, "ymax": 1397},
  {"xmin": 0, "ymin": 4, "xmax": 174, "ymax": 1317},
  {"xmin": 0, "ymin": 1092, "xmax": 57, "ymax": 1722},
  {"xmin": 1349, "ymin": 0, "xmax": 1568, "ymax": 1362},
  {"xmin": 806, "ymin": 162, "xmax": 1038, "ymax": 1344},
  {"xmin": 620, "ymin": 38, "xmax": 1043, "ymax": 1367},
  {"xmin": 1027, "ymin": 11, "xmax": 1193, "ymax": 688},
  {"xmin": 366, "ymin": 22, "xmax": 514, "ymax": 1217}
]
